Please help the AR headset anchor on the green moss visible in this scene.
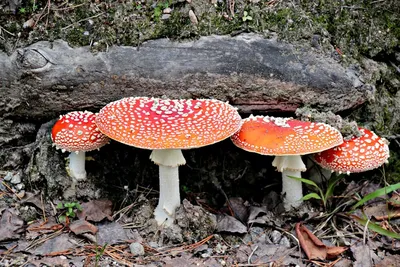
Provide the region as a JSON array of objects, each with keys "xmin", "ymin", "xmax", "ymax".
[
  {"xmin": 152, "ymin": 11, "xmax": 196, "ymax": 39},
  {"xmin": 0, "ymin": 0, "xmax": 398, "ymax": 59},
  {"xmin": 66, "ymin": 27, "xmax": 90, "ymax": 46}
]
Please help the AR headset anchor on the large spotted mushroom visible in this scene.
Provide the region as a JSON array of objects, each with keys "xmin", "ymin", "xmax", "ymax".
[
  {"xmin": 95, "ymin": 97, "xmax": 242, "ymax": 226},
  {"xmin": 231, "ymin": 115, "xmax": 343, "ymax": 211},
  {"xmin": 51, "ymin": 111, "xmax": 110, "ymax": 181},
  {"xmin": 314, "ymin": 127, "xmax": 390, "ymax": 174}
]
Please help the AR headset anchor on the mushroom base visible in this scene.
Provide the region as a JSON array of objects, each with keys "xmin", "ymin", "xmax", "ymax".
[
  {"xmin": 68, "ymin": 151, "xmax": 87, "ymax": 181},
  {"xmin": 272, "ymin": 155, "xmax": 306, "ymax": 211},
  {"xmin": 281, "ymin": 170, "xmax": 303, "ymax": 211},
  {"xmin": 154, "ymin": 165, "xmax": 181, "ymax": 226}
]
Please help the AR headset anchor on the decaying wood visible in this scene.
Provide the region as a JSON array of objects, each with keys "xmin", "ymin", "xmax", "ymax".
[{"xmin": 0, "ymin": 33, "xmax": 366, "ymax": 120}]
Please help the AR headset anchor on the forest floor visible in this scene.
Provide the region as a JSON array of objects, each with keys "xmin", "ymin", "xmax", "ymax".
[{"xmin": 2, "ymin": 171, "xmax": 400, "ymax": 267}]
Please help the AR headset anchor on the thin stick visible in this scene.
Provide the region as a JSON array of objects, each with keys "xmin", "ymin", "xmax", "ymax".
[
  {"xmin": 1, "ymin": 181, "xmax": 22, "ymax": 200},
  {"xmin": 61, "ymin": 13, "xmax": 105, "ymax": 30},
  {"xmin": 247, "ymin": 245, "xmax": 258, "ymax": 264},
  {"xmin": 40, "ymin": 192, "xmax": 47, "ymax": 222}
]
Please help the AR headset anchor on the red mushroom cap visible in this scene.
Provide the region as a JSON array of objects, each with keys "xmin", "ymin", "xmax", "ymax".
[
  {"xmin": 231, "ymin": 115, "xmax": 343, "ymax": 155},
  {"xmin": 51, "ymin": 111, "xmax": 109, "ymax": 152},
  {"xmin": 95, "ymin": 97, "xmax": 242, "ymax": 149},
  {"xmin": 314, "ymin": 128, "xmax": 390, "ymax": 173}
]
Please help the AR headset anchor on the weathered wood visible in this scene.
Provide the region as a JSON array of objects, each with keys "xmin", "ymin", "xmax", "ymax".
[{"xmin": 0, "ymin": 33, "xmax": 366, "ymax": 121}]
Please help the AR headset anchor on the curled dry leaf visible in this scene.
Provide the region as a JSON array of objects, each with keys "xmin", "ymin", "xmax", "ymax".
[
  {"xmin": 69, "ymin": 219, "xmax": 98, "ymax": 235},
  {"xmin": 216, "ymin": 214, "xmax": 247, "ymax": 234},
  {"xmin": 77, "ymin": 199, "xmax": 113, "ymax": 222},
  {"xmin": 295, "ymin": 223, "xmax": 347, "ymax": 260}
]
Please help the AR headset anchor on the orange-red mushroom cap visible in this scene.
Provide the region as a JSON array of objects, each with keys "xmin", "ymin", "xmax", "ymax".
[
  {"xmin": 51, "ymin": 111, "xmax": 109, "ymax": 152},
  {"xmin": 231, "ymin": 115, "xmax": 343, "ymax": 155},
  {"xmin": 314, "ymin": 128, "xmax": 390, "ymax": 173},
  {"xmin": 95, "ymin": 97, "xmax": 242, "ymax": 149}
]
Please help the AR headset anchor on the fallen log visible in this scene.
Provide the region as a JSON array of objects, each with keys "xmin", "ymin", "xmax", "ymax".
[{"xmin": 0, "ymin": 33, "xmax": 365, "ymax": 120}]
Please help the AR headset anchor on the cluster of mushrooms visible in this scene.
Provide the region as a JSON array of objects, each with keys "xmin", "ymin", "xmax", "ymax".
[{"xmin": 51, "ymin": 97, "xmax": 390, "ymax": 226}]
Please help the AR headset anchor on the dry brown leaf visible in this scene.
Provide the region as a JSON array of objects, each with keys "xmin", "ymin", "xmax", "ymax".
[
  {"xmin": 32, "ymin": 233, "xmax": 77, "ymax": 256},
  {"xmin": 295, "ymin": 223, "xmax": 347, "ymax": 260},
  {"xmin": 363, "ymin": 202, "xmax": 400, "ymax": 221},
  {"xmin": 0, "ymin": 208, "xmax": 25, "ymax": 242},
  {"xmin": 69, "ymin": 219, "xmax": 98, "ymax": 235},
  {"xmin": 77, "ymin": 199, "xmax": 113, "ymax": 222},
  {"xmin": 216, "ymin": 214, "xmax": 247, "ymax": 234}
]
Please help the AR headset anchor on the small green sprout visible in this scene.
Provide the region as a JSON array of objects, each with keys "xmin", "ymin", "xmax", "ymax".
[
  {"xmin": 242, "ymin": 11, "xmax": 252, "ymax": 22},
  {"xmin": 95, "ymin": 243, "xmax": 108, "ymax": 267},
  {"xmin": 56, "ymin": 201, "xmax": 82, "ymax": 222}
]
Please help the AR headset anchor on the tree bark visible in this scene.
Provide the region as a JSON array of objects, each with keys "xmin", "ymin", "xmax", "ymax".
[{"xmin": 0, "ymin": 33, "xmax": 366, "ymax": 120}]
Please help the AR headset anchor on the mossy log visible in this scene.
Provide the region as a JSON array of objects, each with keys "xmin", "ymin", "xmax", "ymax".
[{"xmin": 1, "ymin": 33, "xmax": 367, "ymax": 119}]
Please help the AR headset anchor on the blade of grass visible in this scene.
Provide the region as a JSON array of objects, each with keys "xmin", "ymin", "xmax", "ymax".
[
  {"xmin": 325, "ymin": 174, "xmax": 344, "ymax": 200},
  {"xmin": 351, "ymin": 215, "xmax": 400, "ymax": 239},
  {"xmin": 287, "ymin": 176, "xmax": 319, "ymax": 189},
  {"xmin": 288, "ymin": 176, "xmax": 324, "ymax": 201},
  {"xmin": 352, "ymin": 183, "xmax": 400, "ymax": 210},
  {"xmin": 302, "ymin": 193, "xmax": 321, "ymax": 200}
]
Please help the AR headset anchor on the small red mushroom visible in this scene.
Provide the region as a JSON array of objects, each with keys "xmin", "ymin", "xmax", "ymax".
[
  {"xmin": 51, "ymin": 111, "xmax": 109, "ymax": 181},
  {"xmin": 231, "ymin": 115, "xmax": 343, "ymax": 210},
  {"xmin": 95, "ymin": 97, "xmax": 242, "ymax": 226},
  {"xmin": 314, "ymin": 127, "xmax": 390, "ymax": 174}
]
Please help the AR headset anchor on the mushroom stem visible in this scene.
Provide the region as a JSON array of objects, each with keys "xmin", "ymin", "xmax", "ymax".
[
  {"xmin": 68, "ymin": 151, "xmax": 87, "ymax": 181},
  {"xmin": 154, "ymin": 165, "xmax": 181, "ymax": 226},
  {"xmin": 272, "ymin": 155, "xmax": 306, "ymax": 211},
  {"xmin": 281, "ymin": 169, "xmax": 303, "ymax": 211},
  {"xmin": 150, "ymin": 149, "xmax": 186, "ymax": 226}
]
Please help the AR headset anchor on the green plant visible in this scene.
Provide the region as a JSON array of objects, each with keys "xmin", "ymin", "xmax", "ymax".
[
  {"xmin": 56, "ymin": 201, "xmax": 82, "ymax": 222},
  {"xmin": 18, "ymin": 0, "xmax": 38, "ymax": 15},
  {"xmin": 351, "ymin": 182, "xmax": 400, "ymax": 210},
  {"xmin": 94, "ymin": 243, "xmax": 108, "ymax": 267},
  {"xmin": 153, "ymin": 1, "xmax": 170, "ymax": 22},
  {"xmin": 288, "ymin": 174, "xmax": 345, "ymax": 210},
  {"xmin": 348, "ymin": 183, "xmax": 400, "ymax": 239},
  {"xmin": 351, "ymin": 214, "xmax": 400, "ymax": 239},
  {"xmin": 242, "ymin": 11, "xmax": 252, "ymax": 22}
]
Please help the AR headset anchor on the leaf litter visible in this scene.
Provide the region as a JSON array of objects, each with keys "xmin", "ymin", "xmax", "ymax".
[{"xmin": 2, "ymin": 174, "xmax": 400, "ymax": 266}]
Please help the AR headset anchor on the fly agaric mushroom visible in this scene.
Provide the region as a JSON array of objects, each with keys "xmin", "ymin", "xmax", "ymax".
[
  {"xmin": 314, "ymin": 128, "xmax": 389, "ymax": 174},
  {"xmin": 231, "ymin": 115, "xmax": 343, "ymax": 211},
  {"xmin": 95, "ymin": 97, "xmax": 242, "ymax": 226},
  {"xmin": 51, "ymin": 111, "xmax": 109, "ymax": 181}
]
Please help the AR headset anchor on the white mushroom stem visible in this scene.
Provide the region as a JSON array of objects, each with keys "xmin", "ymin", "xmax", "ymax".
[
  {"xmin": 272, "ymin": 155, "xmax": 306, "ymax": 211},
  {"xmin": 68, "ymin": 151, "xmax": 87, "ymax": 181},
  {"xmin": 150, "ymin": 149, "xmax": 186, "ymax": 226}
]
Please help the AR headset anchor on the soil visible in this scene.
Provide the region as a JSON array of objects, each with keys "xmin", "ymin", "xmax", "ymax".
[{"xmin": 2, "ymin": 177, "xmax": 400, "ymax": 266}]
